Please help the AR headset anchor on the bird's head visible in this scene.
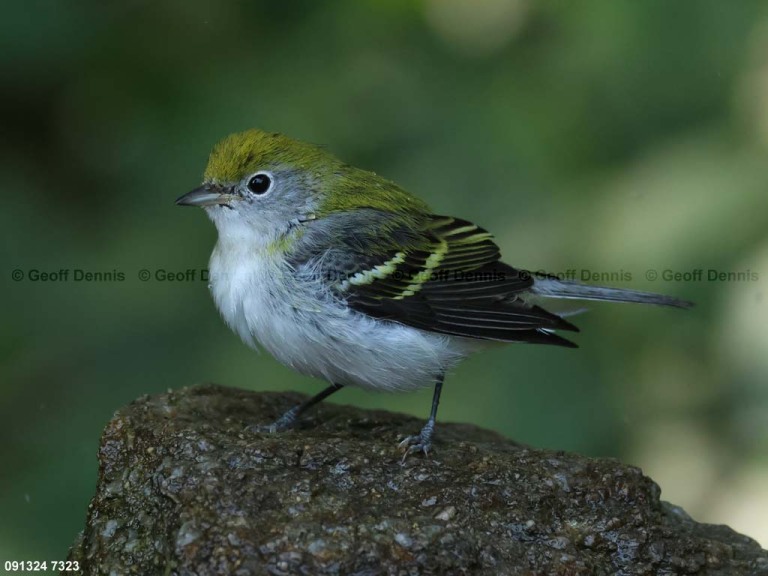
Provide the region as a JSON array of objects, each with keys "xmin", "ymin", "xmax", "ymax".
[{"xmin": 177, "ymin": 129, "xmax": 429, "ymax": 246}]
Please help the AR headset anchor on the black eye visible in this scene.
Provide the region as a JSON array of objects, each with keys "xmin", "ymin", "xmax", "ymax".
[{"xmin": 247, "ymin": 173, "xmax": 272, "ymax": 195}]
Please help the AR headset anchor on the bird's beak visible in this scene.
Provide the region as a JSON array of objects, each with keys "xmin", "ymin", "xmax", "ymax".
[{"xmin": 176, "ymin": 185, "xmax": 234, "ymax": 207}]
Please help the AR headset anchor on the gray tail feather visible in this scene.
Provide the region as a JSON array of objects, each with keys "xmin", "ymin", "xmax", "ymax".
[{"xmin": 531, "ymin": 278, "xmax": 693, "ymax": 309}]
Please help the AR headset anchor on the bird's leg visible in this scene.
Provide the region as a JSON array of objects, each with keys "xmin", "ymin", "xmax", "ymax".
[
  {"xmin": 399, "ymin": 374, "xmax": 444, "ymax": 461},
  {"xmin": 251, "ymin": 383, "xmax": 343, "ymax": 433}
]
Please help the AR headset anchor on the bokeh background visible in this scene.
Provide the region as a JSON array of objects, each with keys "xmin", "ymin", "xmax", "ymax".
[{"xmin": 2, "ymin": 0, "xmax": 768, "ymax": 560}]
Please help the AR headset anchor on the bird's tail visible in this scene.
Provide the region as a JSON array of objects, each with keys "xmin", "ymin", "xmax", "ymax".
[{"xmin": 530, "ymin": 278, "xmax": 693, "ymax": 309}]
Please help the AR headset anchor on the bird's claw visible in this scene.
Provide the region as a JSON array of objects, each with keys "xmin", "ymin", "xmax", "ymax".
[
  {"xmin": 247, "ymin": 423, "xmax": 279, "ymax": 434},
  {"xmin": 398, "ymin": 422, "xmax": 435, "ymax": 463},
  {"xmin": 246, "ymin": 407, "xmax": 300, "ymax": 434}
]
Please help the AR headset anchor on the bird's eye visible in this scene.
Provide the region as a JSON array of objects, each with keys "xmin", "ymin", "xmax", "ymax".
[{"xmin": 247, "ymin": 173, "xmax": 272, "ymax": 195}]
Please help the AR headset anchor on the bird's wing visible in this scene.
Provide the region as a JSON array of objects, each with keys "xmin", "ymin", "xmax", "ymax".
[{"xmin": 290, "ymin": 211, "xmax": 578, "ymax": 347}]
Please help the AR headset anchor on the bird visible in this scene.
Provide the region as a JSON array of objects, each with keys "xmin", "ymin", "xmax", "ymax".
[{"xmin": 176, "ymin": 128, "xmax": 692, "ymax": 460}]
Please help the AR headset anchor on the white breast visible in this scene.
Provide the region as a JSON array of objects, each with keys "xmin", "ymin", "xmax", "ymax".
[{"xmin": 208, "ymin": 240, "xmax": 477, "ymax": 392}]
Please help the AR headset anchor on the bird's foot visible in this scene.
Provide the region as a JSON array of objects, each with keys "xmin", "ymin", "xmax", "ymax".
[
  {"xmin": 398, "ymin": 420, "xmax": 435, "ymax": 462},
  {"xmin": 247, "ymin": 406, "xmax": 300, "ymax": 434}
]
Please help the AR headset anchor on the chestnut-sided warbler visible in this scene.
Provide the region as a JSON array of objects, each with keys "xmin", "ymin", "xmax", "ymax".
[{"xmin": 177, "ymin": 129, "xmax": 691, "ymax": 459}]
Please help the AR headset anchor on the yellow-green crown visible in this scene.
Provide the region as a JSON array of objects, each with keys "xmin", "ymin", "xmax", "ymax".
[
  {"xmin": 203, "ymin": 129, "xmax": 337, "ymax": 184},
  {"xmin": 202, "ymin": 128, "xmax": 430, "ymax": 216}
]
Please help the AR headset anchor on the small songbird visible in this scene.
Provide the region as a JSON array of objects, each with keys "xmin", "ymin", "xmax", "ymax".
[{"xmin": 177, "ymin": 129, "xmax": 691, "ymax": 459}]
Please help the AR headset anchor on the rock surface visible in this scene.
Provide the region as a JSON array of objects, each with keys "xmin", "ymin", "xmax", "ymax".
[{"xmin": 69, "ymin": 384, "xmax": 767, "ymax": 575}]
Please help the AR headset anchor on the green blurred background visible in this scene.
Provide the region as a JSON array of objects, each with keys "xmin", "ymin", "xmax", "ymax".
[{"xmin": 2, "ymin": 0, "xmax": 767, "ymax": 560}]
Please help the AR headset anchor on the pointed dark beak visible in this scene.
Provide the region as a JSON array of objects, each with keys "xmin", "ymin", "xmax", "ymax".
[{"xmin": 176, "ymin": 185, "xmax": 234, "ymax": 207}]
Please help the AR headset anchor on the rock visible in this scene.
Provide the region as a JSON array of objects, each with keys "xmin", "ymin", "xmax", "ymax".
[{"xmin": 68, "ymin": 384, "xmax": 767, "ymax": 575}]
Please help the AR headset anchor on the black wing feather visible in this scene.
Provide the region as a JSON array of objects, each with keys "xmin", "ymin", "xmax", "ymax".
[{"xmin": 303, "ymin": 213, "xmax": 580, "ymax": 347}]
